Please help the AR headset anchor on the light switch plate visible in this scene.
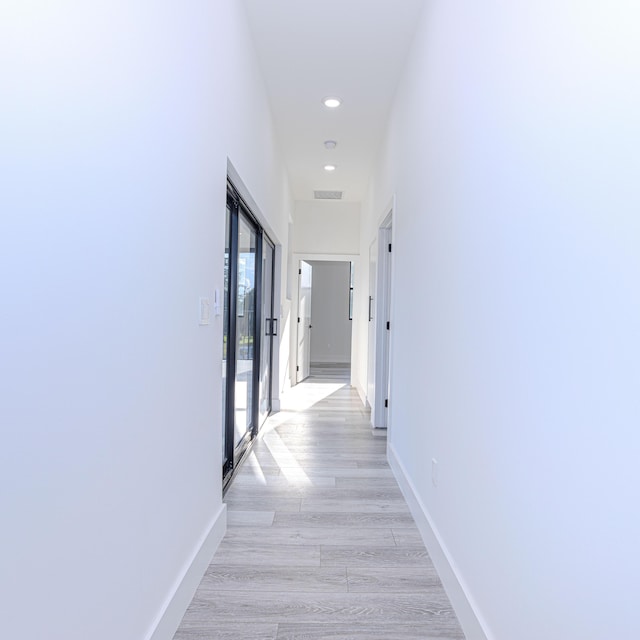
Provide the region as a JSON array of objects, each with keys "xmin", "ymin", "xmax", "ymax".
[{"xmin": 199, "ymin": 297, "xmax": 211, "ymax": 325}]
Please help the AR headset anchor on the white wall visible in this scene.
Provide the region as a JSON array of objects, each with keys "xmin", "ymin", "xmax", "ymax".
[
  {"xmin": 0, "ymin": 2, "xmax": 291, "ymax": 639},
  {"xmin": 309, "ymin": 261, "xmax": 352, "ymax": 364},
  {"xmin": 294, "ymin": 200, "xmax": 360, "ymax": 254},
  {"xmin": 362, "ymin": 1, "xmax": 640, "ymax": 639}
]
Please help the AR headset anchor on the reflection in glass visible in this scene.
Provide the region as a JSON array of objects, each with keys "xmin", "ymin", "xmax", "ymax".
[
  {"xmin": 259, "ymin": 241, "xmax": 274, "ymax": 425},
  {"xmin": 235, "ymin": 215, "xmax": 257, "ymax": 446}
]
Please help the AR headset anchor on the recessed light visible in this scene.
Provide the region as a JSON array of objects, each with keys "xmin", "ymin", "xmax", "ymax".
[
  {"xmin": 324, "ymin": 140, "xmax": 337, "ymax": 150},
  {"xmin": 323, "ymin": 97, "xmax": 341, "ymax": 108},
  {"xmin": 324, "ymin": 164, "xmax": 336, "ymax": 172}
]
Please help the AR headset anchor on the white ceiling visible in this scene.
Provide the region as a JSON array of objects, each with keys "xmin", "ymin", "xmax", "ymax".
[{"xmin": 243, "ymin": 0, "xmax": 426, "ymax": 203}]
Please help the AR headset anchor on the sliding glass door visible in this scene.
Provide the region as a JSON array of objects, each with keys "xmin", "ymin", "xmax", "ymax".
[
  {"xmin": 222, "ymin": 203, "xmax": 232, "ymax": 473},
  {"xmin": 259, "ymin": 238, "xmax": 275, "ymax": 425},
  {"xmin": 234, "ymin": 214, "xmax": 257, "ymax": 453},
  {"xmin": 223, "ymin": 182, "xmax": 276, "ymax": 487}
]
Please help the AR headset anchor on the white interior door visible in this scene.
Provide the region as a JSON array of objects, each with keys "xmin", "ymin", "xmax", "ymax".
[
  {"xmin": 296, "ymin": 260, "xmax": 313, "ymax": 383},
  {"xmin": 380, "ymin": 226, "xmax": 392, "ymax": 427},
  {"xmin": 371, "ymin": 219, "xmax": 393, "ymax": 428},
  {"xmin": 367, "ymin": 240, "xmax": 377, "ymax": 408}
]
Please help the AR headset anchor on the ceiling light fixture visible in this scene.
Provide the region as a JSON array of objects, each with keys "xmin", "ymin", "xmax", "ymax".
[
  {"xmin": 323, "ymin": 97, "xmax": 341, "ymax": 108},
  {"xmin": 324, "ymin": 164, "xmax": 336, "ymax": 172},
  {"xmin": 324, "ymin": 140, "xmax": 337, "ymax": 150}
]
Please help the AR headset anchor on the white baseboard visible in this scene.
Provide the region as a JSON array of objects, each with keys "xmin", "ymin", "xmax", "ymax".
[
  {"xmin": 387, "ymin": 445, "xmax": 493, "ymax": 640},
  {"xmin": 355, "ymin": 382, "xmax": 368, "ymax": 408},
  {"xmin": 146, "ymin": 504, "xmax": 227, "ymax": 640}
]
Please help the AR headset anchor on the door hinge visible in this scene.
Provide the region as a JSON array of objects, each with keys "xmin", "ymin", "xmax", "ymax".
[
  {"xmin": 297, "ymin": 317, "xmax": 301, "ymax": 323},
  {"xmin": 388, "ymin": 243, "xmax": 392, "ymax": 252},
  {"xmin": 386, "ymin": 321, "xmax": 390, "ymax": 330},
  {"xmin": 385, "ymin": 399, "xmax": 388, "ymax": 408},
  {"xmin": 296, "ymin": 366, "xmax": 299, "ymax": 372},
  {"xmin": 298, "ymin": 268, "xmax": 302, "ymax": 275}
]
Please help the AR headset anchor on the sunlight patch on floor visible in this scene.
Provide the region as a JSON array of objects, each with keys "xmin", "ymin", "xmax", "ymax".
[
  {"xmin": 262, "ymin": 429, "xmax": 311, "ymax": 486},
  {"xmin": 244, "ymin": 451, "xmax": 267, "ymax": 485},
  {"xmin": 279, "ymin": 381, "xmax": 346, "ymax": 413}
]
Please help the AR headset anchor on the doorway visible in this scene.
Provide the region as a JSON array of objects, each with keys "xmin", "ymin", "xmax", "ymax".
[
  {"xmin": 296, "ymin": 260, "xmax": 313, "ymax": 383},
  {"xmin": 295, "ymin": 257, "xmax": 355, "ymax": 383},
  {"xmin": 308, "ymin": 261, "xmax": 353, "ymax": 369}
]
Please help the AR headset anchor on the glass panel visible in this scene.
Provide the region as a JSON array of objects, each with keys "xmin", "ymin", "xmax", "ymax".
[
  {"xmin": 235, "ymin": 214, "xmax": 257, "ymax": 446},
  {"xmin": 222, "ymin": 203, "xmax": 231, "ymax": 467},
  {"xmin": 259, "ymin": 240, "xmax": 274, "ymax": 426}
]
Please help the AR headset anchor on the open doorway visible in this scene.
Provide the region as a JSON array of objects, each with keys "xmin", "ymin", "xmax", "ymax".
[
  {"xmin": 296, "ymin": 260, "xmax": 313, "ymax": 383},
  {"xmin": 309, "ymin": 260, "xmax": 352, "ymax": 378},
  {"xmin": 295, "ymin": 258, "xmax": 354, "ymax": 382}
]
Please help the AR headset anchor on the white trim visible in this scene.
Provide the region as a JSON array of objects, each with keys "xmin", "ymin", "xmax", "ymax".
[
  {"xmin": 293, "ymin": 252, "xmax": 359, "ymax": 262},
  {"xmin": 145, "ymin": 504, "xmax": 227, "ymax": 640},
  {"xmin": 387, "ymin": 445, "xmax": 493, "ymax": 640}
]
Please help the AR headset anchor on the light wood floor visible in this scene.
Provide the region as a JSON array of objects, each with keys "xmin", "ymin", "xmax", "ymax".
[{"xmin": 174, "ymin": 365, "xmax": 465, "ymax": 640}]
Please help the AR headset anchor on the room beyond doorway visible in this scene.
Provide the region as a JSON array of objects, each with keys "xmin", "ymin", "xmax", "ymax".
[
  {"xmin": 293, "ymin": 254, "xmax": 358, "ymax": 389},
  {"xmin": 307, "ymin": 260, "xmax": 353, "ymax": 372}
]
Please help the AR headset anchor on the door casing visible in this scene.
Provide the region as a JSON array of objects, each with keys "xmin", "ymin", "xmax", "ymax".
[{"xmin": 370, "ymin": 208, "xmax": 394, "ymax": 429}]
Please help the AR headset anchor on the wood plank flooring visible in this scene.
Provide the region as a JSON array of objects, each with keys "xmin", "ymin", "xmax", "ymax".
[{"xmin": 174, "ymin": 365, "xmax": 465, "ymax": 640}]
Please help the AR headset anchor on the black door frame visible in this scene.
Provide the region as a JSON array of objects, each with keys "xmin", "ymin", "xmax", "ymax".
[
  {"xmin": 223, "ymin": 180, "xmax": 274, "ymax": 489},
  {"xmin": 261, "ymin": 234, "xmax": 276, "ymax": 420}
]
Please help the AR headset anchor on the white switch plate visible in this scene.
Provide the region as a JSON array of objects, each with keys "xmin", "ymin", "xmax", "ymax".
[{"xmin": 199, "ymin": 297, "xmax": 211, "ymax": 325}]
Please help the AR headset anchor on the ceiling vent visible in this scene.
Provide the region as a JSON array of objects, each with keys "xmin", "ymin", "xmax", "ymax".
[{"xmin": 314, "ymin": 190, "xmax": 343, "ymax": 200}]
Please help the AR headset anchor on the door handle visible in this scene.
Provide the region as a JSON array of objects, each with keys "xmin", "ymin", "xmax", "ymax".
[
  {"xmin": 368, "ymin": 296, "xmax": 373, "ymax": 321},
  {"xmin": 272, "ymin": 318, "xmax": 278, "ymax": 336},
  {"xmin": 265, "ymin": 318, "xmax": 272, "ymax": 335}
]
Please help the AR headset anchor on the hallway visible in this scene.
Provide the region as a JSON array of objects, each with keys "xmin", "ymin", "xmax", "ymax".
[{"xmin": 174, "ymin": 367, "xmax": 464, "ymax": 639}]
